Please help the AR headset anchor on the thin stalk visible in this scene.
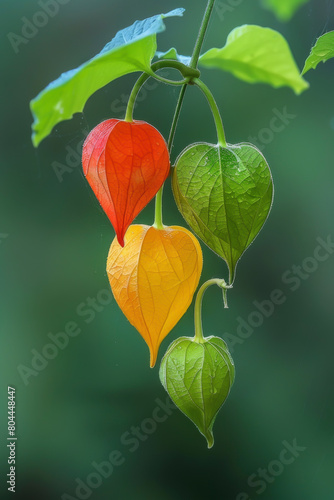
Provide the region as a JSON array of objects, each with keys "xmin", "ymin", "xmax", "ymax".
[
  {"xmin": 167, "ymin": 0, "xmax": 217, "ymax": 151},
  {"xmin": 194, "ymin": 279, "xmax": 232, "ymax": 343},
  {"xmin": 189, "ymin": 0, "xmax": 216, "ymax": 69},
  {"xmin": 154, "ymin": 0, "xmax": 217, "ymax": 226},
  {"xmin": 153, "ymin": 84, "xmax": 188, "ymax": 227},
  {"xmin": 153, "ymin": 187, "xmax": 164, "ymax": 229},
  {"xmin": 222, "ymin": 287, "xmax": 229, "ymax": 309},
  {"xmin": 193, "ymin": 78, "xmax": 227, "ymax": 147},
  {"xmin": 167, "ymin": 84, "xmax": 187, "ymax": 150}
]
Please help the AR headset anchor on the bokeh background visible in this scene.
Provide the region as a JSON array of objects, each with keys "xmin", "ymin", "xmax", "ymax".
[{"xmin": 1, "ymin": 0, "xmax": 334, "ymax": 498}]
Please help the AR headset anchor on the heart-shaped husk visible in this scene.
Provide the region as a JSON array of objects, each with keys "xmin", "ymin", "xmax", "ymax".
[
  {"xmin": 106, "ymin": 225, "xmax": 203, "ymax": 367},
  {"xmin": 172, "ymin": 142, "xmax": 273, "ymax": 283},
  {"xmin": 160, "ymin": 335, "xmax": 235, "ymax": 448},
  {"xmin": 83, "ymin": 119, "xmax": 170, "ymax": 246}
]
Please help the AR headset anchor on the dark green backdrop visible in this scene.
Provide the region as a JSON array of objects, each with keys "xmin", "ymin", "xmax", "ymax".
[{"xmin": 1, "ymin": 1, "xmax": 334, "ymax": 499}]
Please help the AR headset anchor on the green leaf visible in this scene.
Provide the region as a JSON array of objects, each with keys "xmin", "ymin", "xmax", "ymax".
[
  {"xmin": 302, "ymin": 31, "xmax": 334, "ymax": 75},
  {"xmin": 159, "ymin": 336, "xmax": 235, "ymax": 448},
  {"xmin": 199, "ymin": 25, "xmax": 309, "ymax": 94},
  {"xmin": 30, "ymin": 9, "xmax": 185, "ymax": 147},
  {"xmin": 261, "ymin": 0, "xmax": 310, "ymax": 21},
  {"xmin": 172, "ymin": 142, "xmax": 274, "ymax": 282},
  {"xmin": 156, "ymin": 47, "xmax": 191, "ymax": 66}
]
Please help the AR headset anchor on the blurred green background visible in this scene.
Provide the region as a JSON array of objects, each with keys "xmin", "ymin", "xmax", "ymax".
[{"xmin": 1, "ymin": 0, "xmax": 334, "ymax": 499}]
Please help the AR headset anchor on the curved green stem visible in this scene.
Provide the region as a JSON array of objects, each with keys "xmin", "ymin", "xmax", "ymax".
[
  {"xmin": 153, "ymin": 60, "xmax": 200, "ymax": 79},
  {"xmin": 193, "ymin": 78, "xmax": 227, "ymax": 147},
  {"xmin": 151, "ymin": 74, "xmax": 188, "ymax": 86},
  {"xmin": 124, "ymin": 72, "xmax": 150, "ymax": 122},
  {"xmin": 194, "ymin": 279, "xmax": 232, "ymax": 343},
  {"xmin": 124, "ymin": 60, "xmax": 200, "ymax": 122}
]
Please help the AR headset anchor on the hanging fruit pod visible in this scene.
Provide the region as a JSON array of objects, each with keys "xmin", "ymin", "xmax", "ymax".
[
  {"xmin": 82, "ymin": 119, "xmax": 170, "ymax": 246},
  {"xmin": 172, "ymin": 142, "xmax": 273, "ymax": 282},
  {"xmin": 106, "ymin": 224, "xmax": 203, "ymax": 367},
  {"xmin": 160, "ymin": 335, "xmax": 235, "ymax": 448}
]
